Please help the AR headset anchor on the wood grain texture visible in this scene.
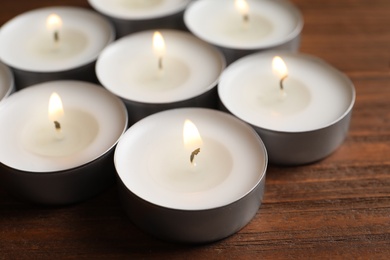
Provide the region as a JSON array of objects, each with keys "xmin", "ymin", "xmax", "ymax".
[{"xmin": 1, "ymin": 0, "xmax": 390, "ymax": 259}]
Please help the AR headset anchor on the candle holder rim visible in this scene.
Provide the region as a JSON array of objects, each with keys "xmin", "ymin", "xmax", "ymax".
[
  {"xmin": 0, "ymin": 6, "xmax": 115, "ymax": 73},
  {"xmin": 0, "ymin": 143, "xmax": 116, "ymax": 176},
  {"xmin": 0, "ymin": 80, "xmax": 129, "ymax": 173},
  {"xmin": 184, "ymin": 0, "xmax": 304, "ymax": 50},
  {"xmin": 88, "ymin": 0, "xmax": 190, "ymax": 21},
  {"xmin": 218, "ymin": 51, "xmax": 356, "ymax": 133},
  {"xmin": 114, "ymin": 107, "xmax": 268, "ymax": 211},
  {"xmin": 118, "ymin": 163, "xmax": 266, "ymax": 213}
]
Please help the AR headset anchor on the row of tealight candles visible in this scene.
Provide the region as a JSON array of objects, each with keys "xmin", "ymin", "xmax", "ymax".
[{"xmin": 0, "ymin": 0, "xmax": 355, "ymax": 244}]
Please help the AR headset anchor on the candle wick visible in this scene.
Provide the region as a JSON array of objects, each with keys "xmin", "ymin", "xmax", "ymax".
[
  {"xmin": 158, "ymin": 57, "xmax": 163, "ymax": 71},
  {"xmin": 54, "ymin": 120, "xmax": 61, "ymax": 132},
  {"xmin": 243, "ymin": 14, "xmax": 249, "ymax": 24},
  {"xmin": 280, "ymin": 75, "xmax": 288, "ymax": 91},
  {"xmin": 54, "ymin": 30, "xmax": 59, "ymax": 43},
  {"xmin": 190, "ymin": 148, "xmax": 201, "ymax": 165}
]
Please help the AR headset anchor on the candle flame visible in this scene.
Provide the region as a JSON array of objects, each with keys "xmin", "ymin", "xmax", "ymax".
[
  {"xmin": 153, "ymin": 31, "xmax": 166, "ymax": 60},
  {"xmin": 46, "ymin": 14, "xmax": 62, "ymax": 32},
  {"xmin": 46, "ymin": 14, "xmax": 62, "ymax": 43},
  {"xmin": 183, "ymin": 120, "xmax": 203, "ymax": 165},
  {"xmin": 48, "ymin": 92, "xmax": 64, "ymax": 122},
  {"xmin": 183, "ymin": 119, "xmax": 203, "ymax": 148},
  {"xmin": 272, "ymin": 56, "xmax": 288, "ymax": 79},
  {"xmin": 235, "ymin": 0, "xmax": 249, "ymax": 22}
]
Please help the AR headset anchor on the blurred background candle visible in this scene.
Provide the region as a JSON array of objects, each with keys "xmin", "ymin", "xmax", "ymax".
[
  {"xmin": 0, "ymin": 7, "xmax": 114, "ymax": 89},
  {"xmin": 88, "ymin": 0, "xmax": 190, "ymax": 38},
  {"xmin": 184, "ymin": 0, "xmax": 303, "ymax": 64},
  {"xmin": 96, "ymin": 29, "xmax": 225, "ymax": 125},
  {"xmin": 218, "ymin": 52, "xmax": 356, "ymax": 165},
  {"xmin": 115, "ymin": 108, "xmax": 267, "ymax": 243},
  {"xmin": 0, "ymin": 80, "xmax": 128, "ymax": 205},
  {"xmin": 0, "ymin": 62, "xmax": 14, "ymax": 105}
]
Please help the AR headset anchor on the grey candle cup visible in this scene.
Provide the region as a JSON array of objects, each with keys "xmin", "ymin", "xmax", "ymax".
[
  {"xmin": 218, "ymin": 51, "xmax": 356, "ymax": 166},
  {"xmin": 0, "ymin": 80, "xmax": 129, "ymax": 205},
  {"xmin": 0, "ymin": 148, "xmax": 117, "ymax": 205},
  {"xmin": 257, "ymin": 111, "xmax": 353, "ymax": 165},
  {"xmin": 219, "ymin": 101, "xmax": 354, "ymax": 165},
  {"xmin": 0, "ymin": 6, "xmax": 115, "ymax": 90},
  {"xmin": 11, "ymin": 62, "xmax": 99, "ymax": 90},
  {"xmin": 114, "ymin": 108, "xmax": 268, "ymax": 243},
  {"xmin": 117, "ymin": 172, "xmax": 266, "ymax": 244},
  {"xmin": 121, "ymin": 86, "xmax": 219, "ymax": 126},
  {"xmin": 184, "ymin": 0, "xmax": 304, "ymax": 65},
  {"xmin": 88, "ymin": 0, "xmax": 189, "ymax": 38},
  {"xmin": 0, "ymin": 62, "xmax": 15, "ymax": 104},
  {"xmin": 96, "ymin": 29, "xmax": 226, "ymax": 126},
  {"xmin": 215, "ymin": 35, "xmax": 301, "ymax": 65},
  {"xmin": 102, "ymin": 11, "xmax": 187, "ymax": 39}
]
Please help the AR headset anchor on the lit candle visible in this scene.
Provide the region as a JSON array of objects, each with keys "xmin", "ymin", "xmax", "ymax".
[
  {"xmin": 115, "ymin": 108, "xmax": 267, "ymax": 243},
  {"xmin": 272, "ymin": 56, "xmax": 288, "ymax": 94},
  {"xmin": 48, "ymin": 92, "xmax": 64, "ymax": 139},
  {"xmin": 184, "ymin": 0, "xmax": 303, "ymax": 64},
  {"xmin": 96, "ymin": 29, "xmax": 225, "ymax": 124},
  {"xmin": 46, "ymin": 13, "xmax": 62, "ymax": 44},
  {"xmin": 235, "ymin": 0, "xmax": 250, "ymax": 24},
  {"xmin": 153, "ymin": 31, "xmax": 166, "ymax": 71},
  {"xmin": 0, "ymin": 7, "xmax": 114, "ymax": 89},
  {"xmin": 183, "ymin": 119, "xmax": 203, "ymax": 167},
  {"xmin": 0, "ymin": 62, "xmax": 14, "ymax": 105},
  {"xmin": 88, "ymin": 0, "xmax": 191, "ymax": 37},
  {"xmin": 218, "ymin": 52, "xmax": 356, "ymax": 165},
  {"xmin": 0, "ymin": 80, "xmax": 128, "ymax": 204}
]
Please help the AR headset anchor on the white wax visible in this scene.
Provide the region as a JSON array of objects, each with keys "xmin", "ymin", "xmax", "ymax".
[
  {"xmin": 184, "ymin": 0, "xmax": 303, "ymax": 49},
  {"xmin": 96, "ymin": 30, "xmax": 225, "ymax": 103},
  {"xmin": 115, "ymin": 108, "xmax": 267, "ymax": 210},
  {"xmin": 0, "ymin": 62, "xmax": 14, "ymax": 104},
  {"xmin": 0, "ymin": 81, "xmax": 127, "ymax": 172},
  {"xmin": 0, "ymin": 7, "xmax": 114, "ymax": 72},
  {"xmin": 218, "ymin": 52, "xmax": 355, "ymax": 132},
  {"xmin": 88, "ymin": 0, "xmax": 190, "ymax": 20},
  {"xmin": 148, "ymin": 137, "xmax": 233, "ymax": 193},
  {"xmin": 21, "ymin": 109, "xmax": 99, "ymax": 157}
]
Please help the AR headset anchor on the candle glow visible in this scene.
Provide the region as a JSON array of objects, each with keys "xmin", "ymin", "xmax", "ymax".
[
  {"xmin": 48, "ymin": 92, "xmax": 64, "ymax": 132},
  {"xmin": 235, "ymin": 0, "xmax": 249, "ymax": 23},
  {"xmin": 153, "ymin": 31, "xmax": 166, "ymax": 71},
  {"xmin": 272, "ymin": 56, "xmax": 288, "ymax": 91},
  {"xmin": 46, "ymin": 14, "xmax": 63, "ymax": 43},
  {"xmin": 183, "ymin": 119, "xmax": 203, "ymax": 166}
]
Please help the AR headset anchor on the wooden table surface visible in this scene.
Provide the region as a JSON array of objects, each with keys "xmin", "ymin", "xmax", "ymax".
[{"xmin": 1, "ymin": 0, "xmax": 390, "ymax": 259}]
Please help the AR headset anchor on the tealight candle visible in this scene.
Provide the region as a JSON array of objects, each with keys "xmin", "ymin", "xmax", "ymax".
[
  {"xmin": 96, "ymin": 29, "xmax": 225, "ymax": 124},
  {"xmin": 0, "ymin": 81, "xmax": 128, "ymax": 204},
  {"xmin": 115, "ymin": 108, "xmax": 267, "ymax": 243},
  {"xmin": 184, "ymin": 0, "xmax": 303, "ymax": 64},
  {"xmin": 88, "ymin": 0, "xmax": 191, "ymax": 38},
  {"xmin": 218, "ymin": 52, "xmax": 356, "ymax": 165},
  {"xmin": 0, "ymin": 7, "xmax": 114, "ymax": 89},
  {"xmin": 0, "ymin": 62, "xmax": 14, "ymax": 105}
]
